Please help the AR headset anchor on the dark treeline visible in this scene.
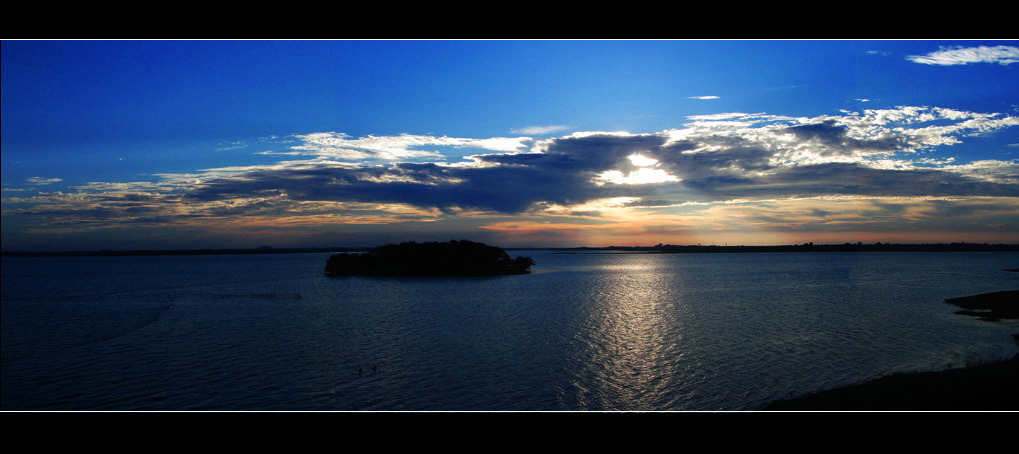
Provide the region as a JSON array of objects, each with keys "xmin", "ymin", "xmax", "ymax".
[
  {"xmin": 598, "ymin": 242, "xmax": 1019, "ymax": 254},
  {"xmin": 0, "ymin": 246, "xmax": 371, "ymax": 258}
]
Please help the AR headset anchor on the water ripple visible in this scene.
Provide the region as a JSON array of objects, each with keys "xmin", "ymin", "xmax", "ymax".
[{"xmin": 3, "ymin": 251, "xmax": 1017, "ymax": 410}]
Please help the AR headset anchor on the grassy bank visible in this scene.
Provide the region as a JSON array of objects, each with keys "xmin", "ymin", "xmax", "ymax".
[
  {"xmin": 945, "ymin": 290, "xmax": 1019, "ymax": 321},
  {"xmin": 764, "ymin": 289, "xmax": 1018, "ymax": 411},
  {"xmin": 762, "ymin": 351, "xmax": 1019, "ymax": 411}
]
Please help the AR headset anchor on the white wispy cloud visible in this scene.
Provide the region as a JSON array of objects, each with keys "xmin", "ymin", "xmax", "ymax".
[
  {"xmin": 688, "ymin": 96, "xmax": 720, "ymax": 100},
  {"xmin": 684, "ymin": 112, "xmax": 782, "ymax": 122},
  {"xmin": 509, "ymin": 125, "xmax": 570, "ymax": 135},
  {"xmin": 906, "ymin": 45, "xmax": 1019, "ymax": 66},
  {"xmin": 939, "ymin": 159, "xmax": 1019, "ymax": 184},
  {"xmin": 215, "ymin": 141, "xmax": 247, "ymax": 151},
  {"xmin": 262, "ymin": 132, "xmax": 532, "ymax": 161},
  {"xmin": 7, "ymin": 106, "xmax": 1018, "ymax": 242},
  {"xmin": 26, "ymin": 177, "xmax": 62, "ymax": 185}
]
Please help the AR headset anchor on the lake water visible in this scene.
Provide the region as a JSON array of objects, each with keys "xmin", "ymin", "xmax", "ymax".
[{"xmin": 2, "ymin": 251, "xmax": 1017, "ymax": 411}]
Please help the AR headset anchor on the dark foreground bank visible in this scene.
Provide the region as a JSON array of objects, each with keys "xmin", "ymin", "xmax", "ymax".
[
  {"xmin": 764, "ymin": 290, "xmax": 1019, "ymax": 411},
  {"xmin": 945, "ymin": 290, "xmax": 1019, "ymax": 321},
  {"xmin": 762, "ymin": 350, "xmax": 1018, "ymax": 410}
]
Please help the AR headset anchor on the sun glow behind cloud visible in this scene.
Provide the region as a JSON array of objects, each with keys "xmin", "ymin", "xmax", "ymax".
[
  {"xmin": 596, "ymin": 154, "xmax": 681, "ymax": 185},
  {"xmin": 7, "ymin": 40, "xmax": 1019, "ymax": 252},
  {"xmin": 3, "ymin": 105, "xmax": 1018, "ymax": 249}
]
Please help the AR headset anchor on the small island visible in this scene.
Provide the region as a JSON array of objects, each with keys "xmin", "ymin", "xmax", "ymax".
[{"xmin": 324, "ymin": 240, "xmax": 535, "ymax": 277}]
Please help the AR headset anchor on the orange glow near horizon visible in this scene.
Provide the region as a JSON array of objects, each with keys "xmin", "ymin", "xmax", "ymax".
[
  {"xmin": 9, "ymin": 190, "xmax": 1018, "ymax": 249},
  {"xmin": 474, "ymin": 196, "xmax": 1019, "ymax": 247}
]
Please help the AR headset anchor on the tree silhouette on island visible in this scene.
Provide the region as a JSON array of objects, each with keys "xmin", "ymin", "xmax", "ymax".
[{"xmin": 324, "ymin": 240, "xmax": 535, "ymax": 277}]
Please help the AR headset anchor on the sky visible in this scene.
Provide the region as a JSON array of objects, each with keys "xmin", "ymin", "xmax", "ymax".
[{"xmin": 2, "ymin": 40, "xmax": 1018, "ymax": 251}]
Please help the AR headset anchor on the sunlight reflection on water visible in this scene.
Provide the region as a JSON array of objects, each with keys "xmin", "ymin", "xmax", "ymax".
[
  {"xmin": 563, "ymin": 255, "xmax": 686, "ymax": 410},
  {"xmin": 2, "ymin": 251, "xmax": 1017, "ymax": 410}
]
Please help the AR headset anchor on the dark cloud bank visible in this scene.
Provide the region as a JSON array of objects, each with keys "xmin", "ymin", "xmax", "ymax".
[
  {"xmin": 182, "ymin": 126, "xmax": 1017, "ymax": 216},
  {"xmin": 4, "ymin": 107, "xmax": 1018, "ymax": 249}
]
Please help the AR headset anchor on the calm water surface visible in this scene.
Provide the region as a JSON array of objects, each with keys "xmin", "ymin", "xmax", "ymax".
[{"xmin": 2, "ymin": 251, "xmax": 1017, "ymax": 411}]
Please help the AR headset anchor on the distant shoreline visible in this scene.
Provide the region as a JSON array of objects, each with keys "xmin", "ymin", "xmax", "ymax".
[
  {"xmin": 3, "ymin": 242, "xmax": 1018, "ymax": 258},
  {"xmin": 0, "ymin": 246, "xmax": 370, "ymax": 258}
]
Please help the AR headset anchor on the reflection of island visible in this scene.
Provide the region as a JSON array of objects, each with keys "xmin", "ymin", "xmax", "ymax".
[{"xmin": 324, "ymin": 240, "xmax": 535, "ymax": 277}]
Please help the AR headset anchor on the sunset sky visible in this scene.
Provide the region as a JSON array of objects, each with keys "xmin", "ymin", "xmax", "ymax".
[{"xmin": 3, "ymin": 40, "xmax": 1018, "ymax": 251}]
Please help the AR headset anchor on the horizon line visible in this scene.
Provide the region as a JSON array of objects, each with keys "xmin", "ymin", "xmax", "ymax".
[{"xmin": 4, "ymin": 241, "xmax": 1018, "ymax": 257}]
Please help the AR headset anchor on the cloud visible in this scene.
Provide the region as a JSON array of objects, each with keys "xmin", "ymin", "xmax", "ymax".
[
  {"xmin": 475, "ymin": 195, "xmax": 1019, "ymax": 247},
  {"xmin": 260, "ymin": 132, "xmax": 532, "ymax": 161},
  {"xmin": 906, "ymin": 45, "xmax": 1019, "ymax": 66},
  {"xmin": 510, "ymin": 125, "xmax": 570, "ymax": 135},
  {"xmin": 215, "ymin": 141, "xmax": 247, "ymax": 151},
  {"xmin": 5, "ymin": 106, "xmax": 1018, "ymax": 245},
  {"xmin": 689, "ymin": 96, "xmax": 720, "ymax": 100},
  {"xmin": 26, "ymin": 177, "xmax": 62, "ymax": 185},
  {"xmin": 784, "ymin": 120, "xmax": 905, "ymax": 154}
]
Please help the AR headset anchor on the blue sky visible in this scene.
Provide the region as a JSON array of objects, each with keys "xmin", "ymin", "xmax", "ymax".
[{"xmin": 3, "ymin": 40, "xmax": 1018, "ymax": 250}]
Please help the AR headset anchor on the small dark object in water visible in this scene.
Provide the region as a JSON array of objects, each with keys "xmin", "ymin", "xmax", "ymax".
[{"xmin": 325, "ymin": 240, "xmax": 534, "ymax": 277}]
